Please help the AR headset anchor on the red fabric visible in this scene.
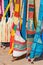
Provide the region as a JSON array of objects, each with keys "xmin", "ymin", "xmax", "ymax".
[
  {"xmin": 14, "ymin": 40, "xmax": 26, "ymax": 45},
  {"xmin": 29, "ymin": 4, "xmax": 34, "ymax": 8},
  {"xmin": 14, "ymin": 11, "xmax": 20, "ymax": 17},
  {"xmin": 0, "ymin": 14, "xmax": 2, "ymax": 19},
  {"xmin": 28, "ymin": 12, "xmax": 34, "ymax": 19},
  {"xmin": 27, "ymin": 30, "xmax": 36, "ymax": 34},
  {"xmin": 28, "ymin": 42, "xmax": 32, "ymax": 45},
  {"xmin": 16, "ymin": 0, "xmax": 20, "ymax": 4},
  {"xmin": 12, "ymin": 22, "xmax": 15, "ymax": 29},
  {"xmin": 10, "ymin": 35, "xmax": 14, "ymax": 48}
]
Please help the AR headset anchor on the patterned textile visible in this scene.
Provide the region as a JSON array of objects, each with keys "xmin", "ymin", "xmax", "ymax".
[
  {"xmin": 9, "ymin": 0, "xmax": 20, "ymax": 54},
  {"xmin": 29, "ymin": 0, "xmax": 43, "ymax": 59},
  {"xmin": 27, "ymin": 0, "xmax": 35, "ymax": 53},
  {"xmin": 9, "ymin": 21, "xmax": 17, "ymax": 54},
  {"xmin": 9, "ymin": 0, "xmax": 27, "ymax": 57},
  {"xmin": 13, "ymin": 0, "xmax": 27, "ymax": 57},
  {"xmin": 13, "ymin": 22, "xmax": 27, "ymax": 57},
  {"xmin": 29, "ymin": 22, "xmax": 43, "ymax": 59},
  {"xmin": 14, "ymin": 23, "xmax": 27, "ymax": 51}
]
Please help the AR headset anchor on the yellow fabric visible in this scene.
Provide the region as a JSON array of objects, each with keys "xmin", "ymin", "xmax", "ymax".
[
  {"xmin": 14, "ymin": 0, "xmax": 16, "ymax": 3},
  {"xmin": 11, "ymin": 29, "xmax": 15, "ymax": 36},
  {"xmin": 19, "ymin": 0, "xmax": 22, "ymax": 30},
  {"xmin": 15, "ymin": 4, "xmax": 19, "ymax": 12},
  {"xmin": 8, "ymin": 43, "xmax": 14, "ymax": 54},
  {"xmin": 33, "ymin": 0, "xmax": 37, "ymax": 29},
  {"xmin": 9, "ymin": 0, "xmax": 20, "ymax": 54}
]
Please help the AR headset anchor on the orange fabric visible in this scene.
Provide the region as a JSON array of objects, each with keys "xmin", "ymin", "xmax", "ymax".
[{"xmin": 14, "ymin": 11, "xmax": 20, "ymax": 17}]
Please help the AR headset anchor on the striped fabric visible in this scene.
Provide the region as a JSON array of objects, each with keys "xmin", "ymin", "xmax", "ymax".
[
  {"xmin": 9, "ymin": 0, "xmax": 20, "ymax": 54},
  {"xmin": 27, "ymin": 0, "xmax": 35, "ymax": 54},
  {"xmin": 29, "ymin": 22, "xmax": 43, "ymax": 59},
  {"xmin": 29, "ymin": 0, "xmax": 43, "ymax": 59},
  {"xmin": 9, "ymin": 0, "xmax": 27, "ymax": 57},
  {"xmin": 14, "ymin": 23, "xmax": 26, "ymax": 51},
  {"xmin": 29, "ymin": 0, "xmax": 34, "ymax": 19},
  {"xmin": 12, "ymin": 0, "xmax": 27, "ymax": 57},
  {"xmin": 13, "ymin": 23, "xmax": 27, "ymax": 57}
]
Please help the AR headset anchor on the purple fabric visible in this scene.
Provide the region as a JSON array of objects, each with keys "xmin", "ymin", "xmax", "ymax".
[{"xmin": 16, "ymin": 30, "xmax": 20, "ymax": 36}]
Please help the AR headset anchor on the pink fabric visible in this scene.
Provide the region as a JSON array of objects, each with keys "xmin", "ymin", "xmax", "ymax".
[
  {"xmin": 0, "ymin": 6, "xmax": 1, "ymax": 14},
  {"xmin": 2, "ymin": 0, "xmax": 4, "ymax": 14},
  {"xmin": 0, "ymin": 0, "xmax": 2, "ymax": 14},
  {"xmin": 16, "ymin": 31, "xmax": 20, "ymax": 36},
  {"xmin": 10, "ymin": 1, "xmax": 13, "ymax": 17},
  {"xmin": 16, "ymin": 24, "xmax": 20, "ymax": 36}
]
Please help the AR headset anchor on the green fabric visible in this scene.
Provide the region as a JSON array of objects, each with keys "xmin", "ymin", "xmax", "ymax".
[
  {"xmin": 14, "ymin": 44, "xmax": 27, "ymax": 50},
  {"xmin": 14, "ymin": 25, "xmax": 17, "ymax": 31},
  {"xmin": 29, "ymin": 0, "xmax": 34, "ymax": 4},
  {"xmin": 29, "ymin": 8, "xmax": 34, "ymax": 11},
  {"xmin": 27, "ymin": 34, "xmax": 35, "ymax": 38}
]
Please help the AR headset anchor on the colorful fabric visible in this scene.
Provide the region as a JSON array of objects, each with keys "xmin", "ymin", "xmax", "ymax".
[
  {"xmin": 9, "ymin": 0, "xmax": 20, "ymax": 54},
  {"xmin": 13, "ymin": 23, "xmax": 27, "ymax": 57},
  {"xmin": 9, "ymin": 0, "xmax": 27, "ymax": 57},
  {"xmin": 29, "ymin": 0, "xmax": 43, "ymax": 59},
  {"xmin": 14, "ymin": 23, "xmax": 27, "ymax": 51},
  {"xmin": 30, "ymin": 32, "xmax": 43, "ymax": 59},
  {"xmin": 27, "ymin": 0, "xmax": 35, "ymax": 53},
  {"xmin": 4, "ymin": 0, "xmax": 10, "ymax": 21},
  {"xmin": 9, "ymin": 21, "xmax": 17, "ymax": 54}
]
